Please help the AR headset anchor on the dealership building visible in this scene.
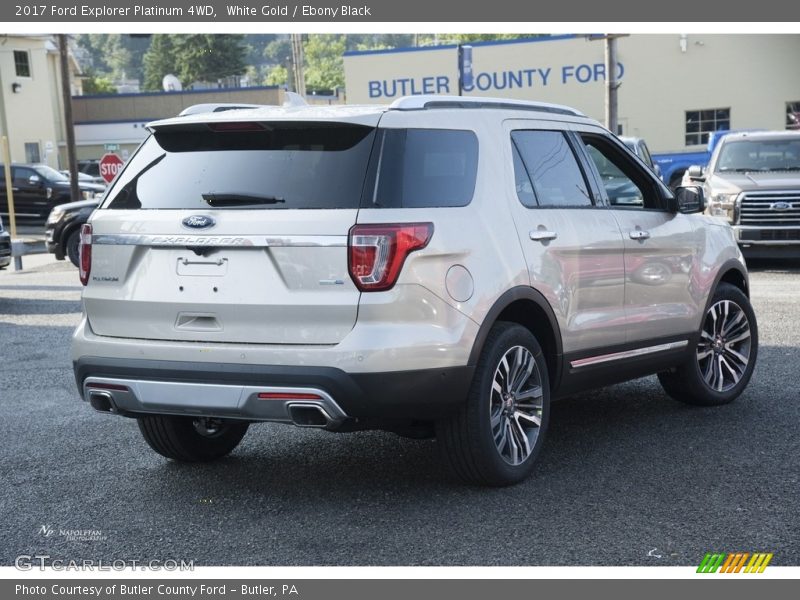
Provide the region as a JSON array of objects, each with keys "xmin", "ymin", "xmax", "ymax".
[{"xmin": 344, "ymin": 34, "xmax": 800, "ymax": 154}]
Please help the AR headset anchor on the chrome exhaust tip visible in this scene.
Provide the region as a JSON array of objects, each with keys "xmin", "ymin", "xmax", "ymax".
[
  {"xmin": 287, "ymin": 403, "xmax": 332, "ymax": 428},
  {"xmin": 88, "ymin": 391, "xmax": 115, "ymax": 413}
]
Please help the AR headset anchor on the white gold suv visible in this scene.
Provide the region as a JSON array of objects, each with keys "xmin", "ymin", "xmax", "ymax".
[{"xmin": 71, "ymin": 96, "xmax": 758, "ymax": 486}]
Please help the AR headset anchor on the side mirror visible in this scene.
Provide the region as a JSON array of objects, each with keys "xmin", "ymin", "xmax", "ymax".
[
  {"xmin": 28, "ymin": 174, "xmax": 41, "ymax": 185},
  {"xmin": 686, "ymin": 165, "xmax": 705, "ymax": 181},
  {"xmin": 673, "ymin": 186, "xmax": 705, "ymax": 214}
]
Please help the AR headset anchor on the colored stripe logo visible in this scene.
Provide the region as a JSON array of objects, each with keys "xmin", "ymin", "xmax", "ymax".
[{"xmin": 697, "ymin": 552, "xmax": 773, "ymax": 573}]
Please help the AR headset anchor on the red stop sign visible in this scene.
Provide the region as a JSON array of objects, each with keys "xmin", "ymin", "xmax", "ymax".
[{"xmin": 99, "ymin": 153, "xmax": 124, "ymax": 184}]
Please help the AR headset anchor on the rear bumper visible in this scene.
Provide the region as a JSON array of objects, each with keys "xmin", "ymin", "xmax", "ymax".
[{"xmin": 73, "ymin": 356, "xmax": 473, "ymax": 425}]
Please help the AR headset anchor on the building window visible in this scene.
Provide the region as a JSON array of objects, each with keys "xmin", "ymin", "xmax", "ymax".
[
  {"xmin": 787, "ymin": 101, "xmax": 800, "ymax": 130},
  {"xmin": 24, "ymin": 143, "xmax": 40, "ymax": 164},
  {"xmin": 685, "ymin": 108, "xmax": 730, "ymax": 146},
  {"xmin": 13, "ymin": 50, "xmax": 31, "ymax": 78}
]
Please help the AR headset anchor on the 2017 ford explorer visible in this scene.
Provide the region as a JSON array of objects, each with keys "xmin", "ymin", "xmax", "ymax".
[{"xmin": 71, "ymin": 96, "xmax": 758, "ymax": 486}]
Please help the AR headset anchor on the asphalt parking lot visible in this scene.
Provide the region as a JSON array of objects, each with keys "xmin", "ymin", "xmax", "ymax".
[{"xmin": 1, "ymin": 254, "xmax": 798, "ymax": 567}]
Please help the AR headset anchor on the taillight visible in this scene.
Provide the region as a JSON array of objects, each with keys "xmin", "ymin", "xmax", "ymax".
[
  {"xmin": 79, "ymin": 223, "xmax": 92, "ymax": 286},
  {"xmin": 348, "ymin": 223, "xmax": 433, "ymax": 292}
]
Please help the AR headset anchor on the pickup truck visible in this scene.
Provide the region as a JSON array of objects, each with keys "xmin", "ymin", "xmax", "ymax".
[
  {"xmin": 687, "ymin": 130, "xmax": 800, "ymax": 257},
  {"xmin": 652, "ymin": 130, "xmax": 736, "ymax": 189}
]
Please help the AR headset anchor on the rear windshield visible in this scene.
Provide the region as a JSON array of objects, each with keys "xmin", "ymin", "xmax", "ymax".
[{"xmin": 102, "ymin": 122, "xmax": 376, "ymax": 210}]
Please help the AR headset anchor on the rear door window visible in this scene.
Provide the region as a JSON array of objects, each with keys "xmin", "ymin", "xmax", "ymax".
[
  {"xmin": 363, "ymin": 129, "xmax": 478, "ymax": 208},
  {"xmin": 511, "ymin": 130, "xmax": 593, "ymax": 207},
  {"xmin": 102, "ymin": 122, "xmax": 376, "ymax": 210}
]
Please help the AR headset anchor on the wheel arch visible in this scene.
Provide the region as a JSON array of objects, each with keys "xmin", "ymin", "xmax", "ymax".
[
  {"xmin": 717, "ymin": 262, "xmax": 749, "ymax": 297},
  {"xmin": 468, "ymin": 286, "xmax": 564, "ymax": 392}
]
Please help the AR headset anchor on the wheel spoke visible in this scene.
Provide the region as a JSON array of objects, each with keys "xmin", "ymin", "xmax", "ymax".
[
  {"xmin": 506, "ymin": 420, "xmax": 520, "ymax": 464},
  {"xmin": 511, "ymin": 415, "xmax": 532, "ymax": 459},
  {"xmin": 515, "ymin": 385, "xmax": 543, "ymax": 401},
  {"xmin": 515, "ymin": 410, "xmax": 541, "ymax": 428},
  {"xmin": 721, "ymin": 310, "xmax": 744, "ymax": 336}
]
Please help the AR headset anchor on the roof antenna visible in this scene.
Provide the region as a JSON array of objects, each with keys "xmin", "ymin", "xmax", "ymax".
[{"xmin": 283, "ymin": 92, "xmax": 308, "ymax": 108}]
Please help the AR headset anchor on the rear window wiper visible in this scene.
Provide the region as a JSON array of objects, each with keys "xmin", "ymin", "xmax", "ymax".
[{"xmin": 202, "ymin": 193, "xmax": 286, "ymax": 207}]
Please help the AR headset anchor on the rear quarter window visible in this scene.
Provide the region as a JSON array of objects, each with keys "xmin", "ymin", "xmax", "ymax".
[{"xmin": 363, "ymin": 129, "xmax": 479, "ymax": 208}]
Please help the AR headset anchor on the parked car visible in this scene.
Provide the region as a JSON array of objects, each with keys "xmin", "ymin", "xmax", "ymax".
[
  {"xmin": 686, "ymin": 130, "xmax": 800, "ymax": 257},
  {"xmin": 60, "ymin": 169, "xmax": 106, "ymax": 188},
  {"xmin": 0, "ymin": 164, "xmax": 105, "ymax": 220},
  {"xmin": 619, "ymin": 136, "xmax": 662, "ymax": 181},
  {"xmin": 45, "ymin": 199, "xmax": 100, "ymax": 267},
  {"xmin": 0, "ymin": 215, "xmax": 11, "ymax": 269},
  {"xmin": 77, "ymin": 159, "xmax": 107, "ymax": 186},
  {"xmin": 72, "ymin": 96, "xmax": 758, "ymax": 486}
]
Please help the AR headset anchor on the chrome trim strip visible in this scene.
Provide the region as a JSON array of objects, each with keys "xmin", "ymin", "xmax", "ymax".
[
  {"xmin": 92, "ymin": 234, "xmax": 346, "ymax": 248},
  {"xmin": 570, "ymin": 341, "xmax": 689, "ymax": 369}
]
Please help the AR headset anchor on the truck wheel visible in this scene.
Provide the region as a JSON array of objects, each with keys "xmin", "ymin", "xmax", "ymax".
[
  {"xmin": 137, "ymin": 415, "xmax": 249, "ymax": 462},
  {"xmin": 66, "ymin": 229, "xmax": 81, "ymax": 268},
  {"xmin": 438, "ymin": 322, "xmax": 550, "ymax": 486},
  {"xmin": 658, "ymin": 283, "xmax": 758, "ymax": 406}
]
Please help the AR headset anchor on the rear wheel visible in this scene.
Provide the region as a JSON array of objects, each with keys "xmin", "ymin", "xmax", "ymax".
[
  {"xmin": 659, "ymin": 283, "xmax": 757, "ymax": 406},
  {"xmin": 438, "ymin": 322, "xmax": 550, "ymax": 486},
  {"xmin": 137, "ymin": 415, "xmax": 249, "ymax": 462},
  {"xmin": 66, "ymin": 229, "xmax": 80, "ymax": 267}
]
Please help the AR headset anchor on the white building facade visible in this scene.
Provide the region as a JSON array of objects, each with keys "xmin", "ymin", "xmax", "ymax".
[{"xmin": 344, "ymin": 34, "xmax": 800, "ymax": 154}]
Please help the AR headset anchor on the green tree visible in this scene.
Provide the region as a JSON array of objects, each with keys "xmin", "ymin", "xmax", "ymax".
[
  {"xmin": 82, "ymin": 73, "xmax": 117, "ymax": 95},
  {"xmin": 142, "ymin": 35, "xmax": 178, "ymax": 91},
  {"xmin": 172, "ymin": 34, "xmax": 247, "ymax": 87},
  {"xmin": 263, "ymin": 37, "xmax": 291, "ymax": 65},
  {"xmin": 303, "ymin": 34, "xmax": 346, "ymax": 93},
  {"xmin": 264, "ymin": 64, "xmax": 288, "ymax": 87}
]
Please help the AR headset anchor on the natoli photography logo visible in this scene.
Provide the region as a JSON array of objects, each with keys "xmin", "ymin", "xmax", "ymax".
[{"xmin": 39, "ymin": 525, "xmax": 107, "ymax": 543}]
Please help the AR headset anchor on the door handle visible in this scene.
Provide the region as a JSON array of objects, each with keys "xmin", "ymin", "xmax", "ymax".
[
  {"xmin": 629, "ymin": 230, "xmax": 650, "ymax": 240},
  {"xmin": 530, "ymin": 230, "xmax": 558, "ymax": 242}
]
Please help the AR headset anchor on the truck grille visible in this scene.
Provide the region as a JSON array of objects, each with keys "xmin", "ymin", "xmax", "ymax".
[{"xmin": 739, "ymin": 191, "xmax": 800, "ymax": 226}]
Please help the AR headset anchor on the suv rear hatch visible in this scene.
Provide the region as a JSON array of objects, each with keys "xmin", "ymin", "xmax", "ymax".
[{"xmin": 83, "ymin": 114, "xmax": 380, "ymax": 345}]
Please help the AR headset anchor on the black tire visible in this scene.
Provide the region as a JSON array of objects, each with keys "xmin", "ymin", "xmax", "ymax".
[
  {"xmin": 65, "ymin": 229, "xmax": 81, "ymax": 268},
  {"xmin": 137, "ymin": 415, "xmax": 249, "ymax": 462},
  {"xmin": 659, "ymin": 283, "xmax": 758, "ymax": 406},
  {"xmin": 438, "ymin": 322, "xmax": 550, "ymax": 486}
]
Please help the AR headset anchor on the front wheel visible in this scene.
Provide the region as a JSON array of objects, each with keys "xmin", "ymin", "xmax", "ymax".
[
  {"xmin": 137, "ymin": 415, "xmax": 249, "ymax": 462},
  {"xmin": 438, "ymin": 322, "xmax": 550, "ymax": 486},
  {"xmin": 659, "ymin": 283, "xmax": 758, "ymax": 406}
]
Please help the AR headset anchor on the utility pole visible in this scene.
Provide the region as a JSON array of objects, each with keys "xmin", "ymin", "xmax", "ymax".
[
  {"xmin": 587, "ymin": 34, "xmax": 628, "ymax": 134},
  {"xmin": 605, "ymin": 35, "xmax": 620, "ymax": 135},
  {"xmin": 58, "ymin": 34, "xmax": 80, "ymax": 203},
  {"xmin": 290, "ymin": 34, "xmax": 305, "ymax": 97}
]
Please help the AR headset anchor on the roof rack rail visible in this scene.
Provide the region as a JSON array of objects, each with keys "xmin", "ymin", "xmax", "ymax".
[
  {"xmin": 178, "ymin": 103, "xmax": 264, "ymax": 117},
  {"xmin": 388, "ymin": 95, "xmax": 584, "ymax": 117}
]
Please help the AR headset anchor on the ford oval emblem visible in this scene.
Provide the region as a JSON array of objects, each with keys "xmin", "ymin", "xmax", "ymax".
[
  {"xmin": 770, "ymin": 201, "xmax": 792, "ymax": 211},
  {"xmin": 182, "ymin": 215, "xmax": 216, "ymax": 229}
]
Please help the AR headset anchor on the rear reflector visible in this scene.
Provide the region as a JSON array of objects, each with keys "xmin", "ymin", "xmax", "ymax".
[
  {"xmin": 257, "ymin": 392, "xmax": 323, "ymax": 401},
  {"xmin": 86, "ymin": 382, "xmax": 129, "ymax": 392},
  {"xmin": 78, "ymin": 224, "xmax": 92, "ymax": 286},
  {"xmin": 348, "ymin": 223, "xmax": 433, "ymax": 292}
]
